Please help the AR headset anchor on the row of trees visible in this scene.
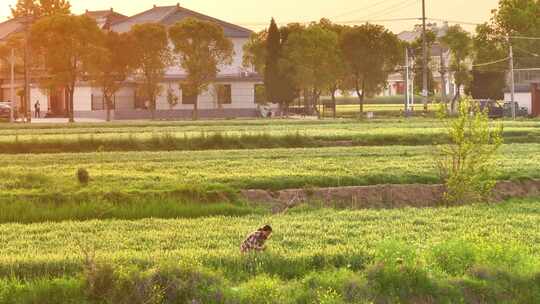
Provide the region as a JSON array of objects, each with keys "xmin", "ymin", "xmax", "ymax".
[
  {"xmin": 243, "ymin": 19, "xmax": 402, "ymax": 116},
  {"xmin": 244, "ymin": 0, "xmax": 540, "ymax": 116},
  {"xmin": 0, "ymin": 0, "xmax": 234, "ymax": 122},
  {"xmin": 244, "ymin": 17, "xmax": 479, "ymax": 116}
]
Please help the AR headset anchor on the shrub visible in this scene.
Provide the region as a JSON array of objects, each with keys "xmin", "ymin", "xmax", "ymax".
[
  {"xmin": 436, "ymin": 96, "xmax": 503, "ymax": 204},
  {"xmin": 237, "ymin": 275, "xmax": 290, "ymax": 304},
  {"xmin": 430, "ymin": 240, "xmax": 477, "ymax": 276},
  {"xmin": 77, "ymin": 168, "xmax": 90, "ymax": 185}
]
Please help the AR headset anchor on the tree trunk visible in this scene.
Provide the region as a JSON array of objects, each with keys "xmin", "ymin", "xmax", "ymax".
[
  {"xmin": 451, "ymin": 84, "xmax": 461, "ymax": 113},
  {"xmin": 68, "ymin": 86, "xmax": 75, "ymax": 123},
  {"xmin": 192, "ymin": 97, "xmax": 199, "ymax": 121},
  {"xmin": 303, "ymin": 89, "xmax": 310, "ymax": 116},
  {"xmin": 105, "ymin": 96, "xmax": 112, "ymax": 122},
  {"xmin": 312, "ymin": 88, "xmax": 320, "ymax": 119},
  {"xmin": 330, "ymin": 88, "xmax": 337, "ymax": 119},
  {"xmin": 440, "ymin": 49, "xmax": 447, "ymax": 105}
]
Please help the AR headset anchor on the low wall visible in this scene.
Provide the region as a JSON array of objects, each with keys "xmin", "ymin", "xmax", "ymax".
[
  {"xmin": 241, "ymin": 179, "xmax": 540, "ymax": 211},
  {"xmin": 113, "ymin": 109, "xmax": 259, "ymax": 120}
]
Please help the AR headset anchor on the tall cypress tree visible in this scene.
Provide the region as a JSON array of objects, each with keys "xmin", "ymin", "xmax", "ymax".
[{"xmin": 264, "ymin": 18, "xmax": 281, "ymax": 105}]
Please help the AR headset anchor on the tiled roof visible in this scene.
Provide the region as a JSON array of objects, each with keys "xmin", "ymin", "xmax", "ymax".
[
  {"xmin": 111, "ymin": 5, "xmax": 252, "ymax": 38},
  {"xmin": 85, "ymin": 9, "xmax": 127, "ymax": 29},
  {"xmin": 0, "ymin": 18, "xmax": 24, "ymax": 42}
]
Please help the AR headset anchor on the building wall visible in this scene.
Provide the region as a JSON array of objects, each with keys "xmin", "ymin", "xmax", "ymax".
[
  {"xmin": 505, "ymin": 92, "xmax": 532, "ymax": 114},
  {"xmin": 155, "ymin": 81, "xmax": 259, "ymax": 110},
  {"xmin": 73, "ymin": 86, "xmax": 92, "ymax": 111},
  {"xmin": 71, "ymin": 80, "xmax": 263, "ymax": 119}
]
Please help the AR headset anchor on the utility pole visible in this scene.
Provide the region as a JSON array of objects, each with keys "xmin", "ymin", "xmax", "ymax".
[
  {"xmin": 404, "ymin": 47, "xmax": 409, "ymax": 115},
  {"xmin": 421, "ymin": 0, "xmax": 428, "ymax": 112},
  {"xmin": 508, "ymin": 37, "xmax": 516, "ymax": 120},
  {"xmin": 24, "ymin": 16, "xmax": 32, "ymax": 123},
  {"xmin": 10, "ymin": 48, "xmax": 15, "ymax": 122}
]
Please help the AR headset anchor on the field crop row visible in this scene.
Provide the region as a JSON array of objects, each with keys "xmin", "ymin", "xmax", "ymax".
[
  {"xmin": 0, "ymin": 144, "xmax": 538, "ymax": 196},
  {"xmin": 0, "ymin": 119, "xmax": 537, "ymax": 154},
  {"xmin": 0, "ymin": 198, "xmax": 538, "ymax": 281}
]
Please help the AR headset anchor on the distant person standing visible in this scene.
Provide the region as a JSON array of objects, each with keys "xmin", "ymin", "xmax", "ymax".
[
  {"xmin": 240, "ymin": 225, "xmax": 272, "ymax": 253},
  {"xmin": 34, "ymin": 100, "xmax": 40, "ymax": 118}
]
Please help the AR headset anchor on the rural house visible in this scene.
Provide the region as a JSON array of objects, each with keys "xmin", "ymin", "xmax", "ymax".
[
  {"xmin": 1, "ymin": 4, "xmax": 266, "ymax": 120},
  {"xmin": 384, "ymin": 22, "xmax": 458, "ymax": 99}
]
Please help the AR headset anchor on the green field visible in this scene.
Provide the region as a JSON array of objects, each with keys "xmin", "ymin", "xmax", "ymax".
[
  {"xmin": 1, "ymin": 117, "xmax": 540, "ymax": 303},
  {"xmin": 1, "ymin": 199, "xmax": 540, "ymax": 302},
  {"xmin": 0, "ymin": 118, "xmax": 539, "ymax": 153},
  {"xmin": 2, "ymin": 144, "xmax": 540, "ymax": 195}
]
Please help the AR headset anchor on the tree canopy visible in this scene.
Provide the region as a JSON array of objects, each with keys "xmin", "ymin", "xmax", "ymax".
[
  {"xmin": 11, "ymin": 0, "xmax": 71, "ymax": 18},
  {"xmin": 169, "ymin": 18, "xmax": 234, "ymax": 120},
  {"xmin": 130, "ymin": 23, "xmax": 171, "ymax": 119},
  {"xmin": 85, "ymin": 31, "xmax": 136, "ymax": 121},
  {"xmin": 441, "ymin": 25, "xmax": 473, "ymax": 106},
  {"xmin": 30, "ymin": 14, "xmax": 101, "ymax": 122},
  {"xmin": 470, "ymin": 0, "xmax": 540, "ymax": 99},
  {"xmin": 281, "ymin": 23, "xmax": 343, "ymax": 116},
  {"xmin": 340, "ymin": 23, "xmax": 402, "ymax": 114}
]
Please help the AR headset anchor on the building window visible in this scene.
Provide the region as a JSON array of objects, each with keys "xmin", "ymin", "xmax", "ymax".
[
  {"xmin": 216, "ymin": 84, "xmax": 232, "ymax": 104},
  {"xmin": 91, "ymin": 94, "xmax": 105, "ymax": 111},
  {"xmin": 182, "ymin": 86, "xmax": 197, "ymax": 105},
  {"xmin": 254, "ymin": 84, "xmax": 266, "ymax": 104}
]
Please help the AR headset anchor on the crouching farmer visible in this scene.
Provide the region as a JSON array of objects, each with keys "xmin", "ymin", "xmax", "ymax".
[{"xmin": 240, "ymin": 225, "xmax": 272, "ymax": 253}]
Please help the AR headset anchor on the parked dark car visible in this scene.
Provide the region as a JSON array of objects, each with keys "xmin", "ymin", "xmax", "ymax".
[
  {"xmin": 476, "ymin": 99, "xmax": 504, "ymax": 118},
  {"xmin": 0, "ymin": 103, "xmax": 12, "ymax": 122}
]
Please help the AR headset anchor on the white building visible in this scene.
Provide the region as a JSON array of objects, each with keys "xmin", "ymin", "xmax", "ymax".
[
  {"xmin": 504, "ymin": 70, "xmax": 540, "ymax": 115},
  {"xmin": 23, "ymin": 4, "xmax": 264, "ymax": 120},
  {"xmin": 384, "ymin": 22, "xmax": 457, "ymax": 100}
]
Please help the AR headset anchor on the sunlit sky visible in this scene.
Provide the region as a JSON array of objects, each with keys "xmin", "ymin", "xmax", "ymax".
[{"xmin": 1, "ymin": 0, "xmax": 499, "ymax": 33}]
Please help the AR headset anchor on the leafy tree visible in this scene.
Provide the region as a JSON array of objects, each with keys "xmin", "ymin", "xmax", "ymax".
[
  {"xmin": 440, "ymin": 25, "xmax": 473, "ymax": 110},
  {"xmin": 493, "ymin": 0, "xmax": 540, "ymax": 36},
  {"xmin": 436, "ymin": 96, "xmax": 503, "ymax": 205},
  {"xmin": 319, "ymin": 18, "xmax": 349, "ymax": 118},
  {"xmin": 86, "ymin": 31, "xmax": 135, "ymax": 121},
  {"xmin": 340, "ymin": 24, "xmax": 401, "ymax": 114},
  {"xmin": 243, "ymin": 30, "xmax": 267, "ymax": 75},
  {"xmin": 30, "ymin": 14, "xmax": 101, "ymax": 122},
  {"xmin": 471, "ymin": 23, "xmax": 508, "ymax": 100},
  {"xmin": 11, "ymin": 0, "xmax": 70, "ymax": 18},
  {"xmin": 243, "ymin": 20, "xmax": 301, "ymax": 114},
  {"xmin": 281, "ymin": 24, "xmax": 342, "ymax": 117},
  {"xmin": 0, "ymin": 35, "xmax": 24, "ymax": 74},
  {"xmin": 130, "ymin": 23, "xmax": 171, "ymax": 120},
  {"xmin": 264, "ymin": 18, "xmax": 281, "ymax": 108},
  {"xmin": 476, "ymin": 0, "xmax": 540, "ymax": 97},
  {"xmin": 169, "ymin": 18, "xmax": 234, "ymax": 121}
]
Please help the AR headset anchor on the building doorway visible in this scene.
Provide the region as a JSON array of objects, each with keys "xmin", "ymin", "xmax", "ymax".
[{"xmin": 48, "ymin": 87, "xmax": 67, "ymax": 117}]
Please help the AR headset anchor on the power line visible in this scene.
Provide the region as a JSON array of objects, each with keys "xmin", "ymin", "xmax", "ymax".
[
  {"xmin": 338, "ymin": 17, "xmax": 420, "ymax": 24},
  {"xmin": 358, "ymin": 0, "xmax": 418, "ymax": 21},
  {"xmin": 513, "ymin": 45, "xmax": 540, "ymax": 57},
  {"xmin": 472, "ymin": 57, "xmax": 510, "ymax": 67},
  {"xmin": 514, "ymin": 68, "xmax": 540, "ymax": 71},
  {"xmin": 510, "ymin": 36, "xmax": 540, "ymax": 40},
  {"xmin": 331, "ymin": 0, "xmax": 392, "ymax": 19},
  {"xmin": 237, "ymin": 17, "xmax": 420, "ymax": 27}
]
